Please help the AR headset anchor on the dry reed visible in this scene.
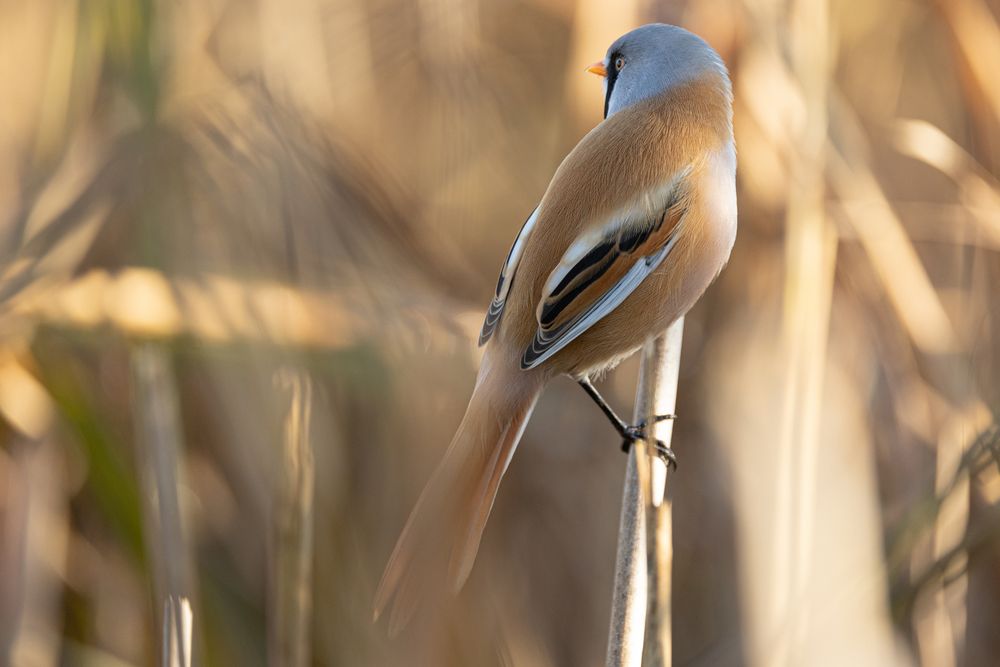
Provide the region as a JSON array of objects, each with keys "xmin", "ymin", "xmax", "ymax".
[{"xmin": 0, "ymin": 1, "xmax": 996, "ymax": 664}]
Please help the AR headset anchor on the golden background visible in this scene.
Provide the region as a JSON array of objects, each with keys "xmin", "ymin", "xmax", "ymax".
[{"xmin": 0, "ymin": 0, "xmax": 997, "ymax": 665}]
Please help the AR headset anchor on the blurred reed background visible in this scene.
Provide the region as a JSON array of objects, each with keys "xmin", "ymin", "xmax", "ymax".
[{"xmin": 0, "ymin": 0, "xmax": 997, "ymax": 665}]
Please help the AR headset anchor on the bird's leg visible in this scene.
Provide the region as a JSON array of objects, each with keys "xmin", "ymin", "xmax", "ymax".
[
  {"xmin": 577, "ymin": 377, "xmax": 678, "ymax": 469},
  {"xmin": 577, "ymin": 376, "xmax": 632, "ymax": 438}
]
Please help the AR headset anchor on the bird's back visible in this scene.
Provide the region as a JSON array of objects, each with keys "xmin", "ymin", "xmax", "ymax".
[{"xmin": 494, "ymin": 71, "xmax": 735, "ymax": 374}]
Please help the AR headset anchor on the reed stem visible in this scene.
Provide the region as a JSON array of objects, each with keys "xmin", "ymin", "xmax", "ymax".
[
  {"xmin": 606, "ymin": 318, "xmax": 684, "ymax": 667},
  {"xmin": 269, "ymin": 368, "xmax": 315, "ymax": 667},
  {"xmin": 132, "ymin": 344, "xmax": 195, "ymax": 667}
]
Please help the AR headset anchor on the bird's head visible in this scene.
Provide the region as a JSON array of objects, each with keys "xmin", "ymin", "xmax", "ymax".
[{"xmin": 587, "ymin": 24, "xmax": 730, "ymax": 119}]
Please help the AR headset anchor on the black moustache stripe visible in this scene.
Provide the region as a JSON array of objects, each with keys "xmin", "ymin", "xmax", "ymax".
[{"xmin": 603, "ymin": 52, "xmax": 621, "ymax": 119}]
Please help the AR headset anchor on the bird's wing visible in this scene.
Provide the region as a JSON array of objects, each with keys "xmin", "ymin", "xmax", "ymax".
[
  {"xmin": 478, "ymin": 206, "xmax": 540, "ymax": 345},
  {"xmin": 521, "ymin": 170, "xmax": 691, "ymax": 370}
]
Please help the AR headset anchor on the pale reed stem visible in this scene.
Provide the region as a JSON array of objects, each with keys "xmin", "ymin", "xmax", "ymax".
[
  {"xmin": 132, "ymin": 344, "xmax": 195, "ymax": 667},
  {"xmin": 606, "ymin": 318, "xmax": 684, "ymax": 667},
  {"xmin": 269, "ymin": 368, "xmax": 315, "ymax": 667}
]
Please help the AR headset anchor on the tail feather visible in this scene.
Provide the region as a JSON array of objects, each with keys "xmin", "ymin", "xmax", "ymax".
[
  {"xmin": 373, "ymin": 363, "xmax": 541, "ymax": 633},
  {"xmin": 447, "ymin": 399, "xmax": 534, "ymax": 590}
]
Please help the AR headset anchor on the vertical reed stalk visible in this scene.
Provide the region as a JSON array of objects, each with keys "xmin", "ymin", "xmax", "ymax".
[
  {"xmin": 606, "ymin": 318, "xmax": 684, "ymax": 667},
  {"xmin": 132, "ymin": 343, "xmax": 195, "ymax": 667},
  {"xmin": 269, "ymin": 368, "xmax": 315, "ymax": 667},
  {"xmin": 163, "ymin": 596, "xmax": 193, "ymax": 667}
]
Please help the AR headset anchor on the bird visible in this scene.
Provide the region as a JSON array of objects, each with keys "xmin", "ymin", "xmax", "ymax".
[{"xmin": 373, "ymin": 23, "xmax": 736, "ymax": 633}]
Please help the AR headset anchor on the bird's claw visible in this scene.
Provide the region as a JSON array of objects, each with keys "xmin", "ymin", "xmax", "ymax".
[
  {"xmin": 650, "ymin": 413, "xmax": 677, "ymax": 424},
  {"xmin": 651, "ymin": 440, "xmax": 678, "ymax": 470},
  {"xmin": 619, "ymin": 417, "xmax": 678, "ymax": 471},
  {"xmin": 632, "ymin": 414, "xmax": 678, "ymax": 430}
]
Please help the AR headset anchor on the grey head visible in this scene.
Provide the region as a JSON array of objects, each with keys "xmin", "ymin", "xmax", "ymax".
[{"xmin": 601, "ymin": 24, "xmax": 729, "ymax": 118}]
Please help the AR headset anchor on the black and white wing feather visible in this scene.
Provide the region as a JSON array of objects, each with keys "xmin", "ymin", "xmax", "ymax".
[
  {"xmin": 478, "ymin": 206, "xmax": 539, "ymax": 345},
  {"xmin": 521, "ymin": 176, "xmax": 690, "ymax": 369}
]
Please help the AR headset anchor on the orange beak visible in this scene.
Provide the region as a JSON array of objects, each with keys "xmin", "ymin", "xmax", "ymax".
[{"xmin": 586, "ymin": 60, "xmax": 608, "ymax": 77}]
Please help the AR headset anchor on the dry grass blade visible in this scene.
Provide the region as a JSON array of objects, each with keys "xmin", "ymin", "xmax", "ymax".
[
  {"xmin": 827, "ymin": 130, "xmax": 959, "ymax": 356},
  {"xmin": 890, "ymin": 119, "xmax": 1000, "ymax": 247},
  {"xmin": 933, "ymin": 0, "xmax": 1000, "ymax": 124}
]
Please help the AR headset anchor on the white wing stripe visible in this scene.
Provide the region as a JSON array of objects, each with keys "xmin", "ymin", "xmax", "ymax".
[
  {"xmin": 480, "ymin": 205, "xmax": 541, "ymax": 346},
  {"xmin": 496, "ymin": 207, "xmax": 539, "ymax": 303}
]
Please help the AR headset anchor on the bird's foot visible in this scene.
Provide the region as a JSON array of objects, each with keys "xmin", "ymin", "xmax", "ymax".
[{"xmin": 619, "ymin": 414, "xmax": 678, "ymax": 470}]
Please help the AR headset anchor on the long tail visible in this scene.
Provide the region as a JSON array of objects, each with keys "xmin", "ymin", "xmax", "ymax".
[{"xmin": 373, "ymin": 358, "xmax": 543, "ymax": 634}]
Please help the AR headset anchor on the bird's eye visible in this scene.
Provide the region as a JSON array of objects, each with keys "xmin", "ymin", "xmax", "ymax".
[{"xmin": 614, "ymin": 56, "xmax": 625, "ymax": 71}]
